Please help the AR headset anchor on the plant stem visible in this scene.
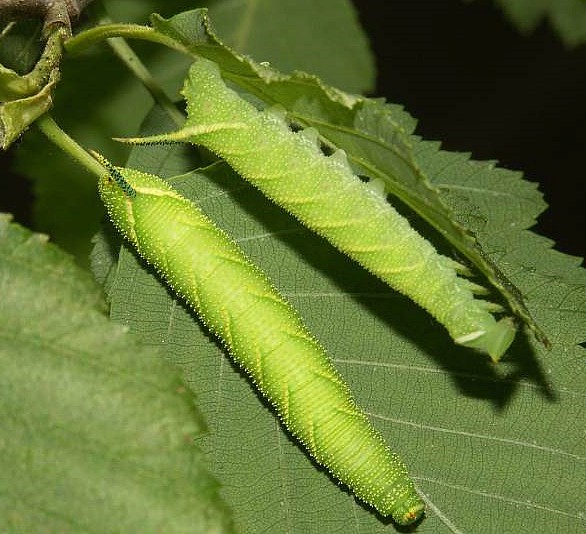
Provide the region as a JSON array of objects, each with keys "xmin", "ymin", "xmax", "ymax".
[
  {"xmin": 65, "ymin": 23, "xmax": 188, "ymax": 56},
  {"xmin": 36, "ymin": 114, "xmax": 105, "ymax": 178},
  {"xmin": 105, "ymin": 36, "xmax": 184, "ymax": 127},
  {"xmin": 66, "ymin": 19, "xmax": 186, "ymax": 127}
]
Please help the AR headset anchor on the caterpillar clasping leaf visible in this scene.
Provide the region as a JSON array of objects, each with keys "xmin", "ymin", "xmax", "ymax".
[
  {"xmin": 118, "ymin": 58, "xmax": 516, "ymax": 361},
  {"xmin": 94, "ymin": 153, "xmax": 425, "ymax": 526}
]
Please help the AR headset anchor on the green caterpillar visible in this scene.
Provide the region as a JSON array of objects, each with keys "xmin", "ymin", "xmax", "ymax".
[
  {"xmin": 120, "ymin": 58, "xmax": 516, "ymax": 361},
  {"xmin": 95, "ymin": 153, "xmax": 425, "ymax": 525}
]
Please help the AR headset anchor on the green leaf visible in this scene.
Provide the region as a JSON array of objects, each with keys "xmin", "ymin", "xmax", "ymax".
[
  {"xmin": 0, "ymin": 27, "xmax": 64, "ymax": 149},
  {"xmin": 0, "ymin": 69, "xmax": 58, "ymax": 148},
  {"xmin": 0, "ymin": 19, "xmax": 43, "ymax": 74},
  {"xmin": 464, "ymin": 0, "xmax": 586, "ymax": 46},
  {"xmin": 207, "ymin": 0, "xmax": 375, "ymax": 93},
  {"xmin": 95, "ymin": 109, "xmax": 586, "ymax": 532},
  {"xmin": 150, "ymin": 8, "xmax": 546, "ymax": 343},
  {"xmin": 0, "ymin": 214, "xmax": 234, "ymax": 533}
]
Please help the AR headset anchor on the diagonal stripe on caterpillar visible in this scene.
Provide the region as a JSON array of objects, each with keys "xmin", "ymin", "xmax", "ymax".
[
  {"xmin": 94, "ymin": 152, "xmax": 425, "ymax": 526},
  {"xmin": 118, "ymin": 57, "xmax": 516, "ymax": 361}
]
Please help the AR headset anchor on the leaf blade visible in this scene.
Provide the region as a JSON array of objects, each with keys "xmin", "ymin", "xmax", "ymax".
[
  {"xmin": 150, "ymin": 8, "xmax": 547, "ymax": 345},
  {"xmin": 97, "ymin": 112, "xmax": 586, "ymax": 531},
  {"xmin": 0, "ymin": 214, "xmax": 234, "ymax": 533}
]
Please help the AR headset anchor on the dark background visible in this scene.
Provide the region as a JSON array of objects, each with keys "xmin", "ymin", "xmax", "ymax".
[
  {"xmin": 356, "ymin": 0, "xmax": 586, "ymax": 263},
  {"xmin": 1, "ymin": 0, "xmax": 585, "ymax": 263}
]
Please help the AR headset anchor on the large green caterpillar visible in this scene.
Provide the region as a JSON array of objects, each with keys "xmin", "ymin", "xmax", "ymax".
[
  {"xmin": 120, "ymin": 58, "xmax": 516, "ymax": 361},
  {"xmin": 95, "ymin": 153, "xmax": 425, "ymax": 525}
]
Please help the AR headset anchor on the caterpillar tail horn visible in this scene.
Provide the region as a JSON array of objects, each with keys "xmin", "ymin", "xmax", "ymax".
[{"xmin": 113, "ymin": 122, "xmax": 247, "ymax": 145}]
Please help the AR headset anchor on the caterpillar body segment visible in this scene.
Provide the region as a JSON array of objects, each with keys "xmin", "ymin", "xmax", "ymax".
[
  {"xmin": 96, "ymin": 156, "xmax": 425, "ymax": 525},
  {"xmin": 119, "ymin": 58, "xmax": 516, "ymax": 361}
]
